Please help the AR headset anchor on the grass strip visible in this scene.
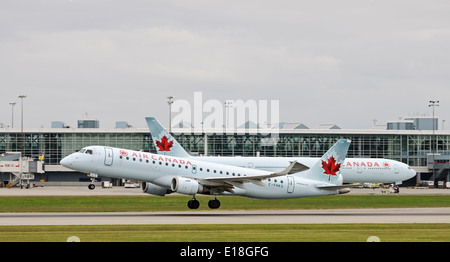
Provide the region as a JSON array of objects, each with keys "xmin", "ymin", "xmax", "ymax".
[
  {"xmin": 1, "ymin": 224, "xmax": 449, "ymax": 242},
  {"xmin": 0, "ymin": 195, "xmax": 449, "ymax": 213}
]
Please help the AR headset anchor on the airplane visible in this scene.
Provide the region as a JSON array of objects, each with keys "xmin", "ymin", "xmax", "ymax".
[
  {"xmin": 60, "ymin": 139, "xmax": 352, "ymax": 209},
  {"xmin": 146, "ymin": 117, "xmax": 416, "ymax": 184}
]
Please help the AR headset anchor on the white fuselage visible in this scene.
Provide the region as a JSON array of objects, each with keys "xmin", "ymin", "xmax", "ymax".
[
  {"xmin": 194, "ymin": 156, "xmax": 416, "ymax": 184},
  {"xmin": 145, "ymin": 116, "xmax": 416, "ymax": 184},
  {"xmin": 60, "ymin": 146, "xmax": 342, "ymax": 199}
]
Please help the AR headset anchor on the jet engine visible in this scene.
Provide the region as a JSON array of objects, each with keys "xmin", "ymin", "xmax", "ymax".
[
  {"xmin": 171, "ymin": 177, "xmax": 207, "ymax": 195},
  {"xmin": 141, "ymin": 182, "xmax": 171, "ymax": 196},
  {"xmin": 338, "ymin": 188, "xmax": 351, "ymax": 195}
]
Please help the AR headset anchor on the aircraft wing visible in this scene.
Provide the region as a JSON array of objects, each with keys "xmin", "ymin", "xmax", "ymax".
[{"xmin": 187, "ymin": 161, "xmax": 309, "ymax": 191}]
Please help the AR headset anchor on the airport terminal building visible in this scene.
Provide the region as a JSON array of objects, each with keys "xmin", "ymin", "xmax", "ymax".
[{"xmin": 1, "ymin": 117, "xmax": 449, "ymax": 186}]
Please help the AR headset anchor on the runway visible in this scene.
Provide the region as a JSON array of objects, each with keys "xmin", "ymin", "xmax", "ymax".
[{"xmin": 1, "ymin": 207, "xmax": 449, "ymax": 226}]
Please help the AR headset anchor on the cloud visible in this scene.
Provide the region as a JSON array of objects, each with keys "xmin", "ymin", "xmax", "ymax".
[{"xmin": 1, "ymin": 0, "xmax": 450, "ymax": 129}]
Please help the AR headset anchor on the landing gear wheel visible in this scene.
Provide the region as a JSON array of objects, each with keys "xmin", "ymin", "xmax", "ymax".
[
  {"xmin": 208, "ymin": 199, "xmax": 221, "ymax": 209},
  {"xmin": 88, "ymin": 184, "xmax": 95, "ymax": 190},
  {"xmin": 187, "ymin": 199, "xmax": 200, "ymax": 209}
]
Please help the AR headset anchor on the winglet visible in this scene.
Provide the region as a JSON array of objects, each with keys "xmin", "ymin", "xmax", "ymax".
[{"xmin": 275, "ymin": 161, "xmax": 309, "ymax": 176}]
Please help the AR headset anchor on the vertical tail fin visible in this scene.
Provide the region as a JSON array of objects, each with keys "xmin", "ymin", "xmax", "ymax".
[
  {"xmin": 307, "ymin": 139, "xmax": 351, "ymax": 185},
  {"xmin": 145, "ymin": 117, "xmax": 191, "ymax": 158}
]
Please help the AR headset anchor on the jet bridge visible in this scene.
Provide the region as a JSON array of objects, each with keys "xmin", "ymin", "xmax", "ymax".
[{"xmin": 0, "ymin": 152, "xmax": 45, "ymax": 188}]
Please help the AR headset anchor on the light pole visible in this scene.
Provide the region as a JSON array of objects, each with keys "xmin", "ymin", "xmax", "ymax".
[
  {"xmin": 224, "ymin": 100, "xmax": 233, "ymax": 129},
  {"xmin": 167, "ymin": 96, "xmax": 174, "ymax": 133},
  {"xmin": 18, "ymin": 95, "xmax": 27, "ymax": 189},
  {"xmin": 18, "ymin": 95, "xmax": 27, "ymax": 157},
  {"xmin": 429, "ymin": 100, "xmax": 439, "ymax": 151},
  {"xmin": 9, "ymin": 102, "xmax": 16, "ymax": 128},
  {"xmin": 429, "ymin": 100, "xmax": 439, "ymax": 184}
]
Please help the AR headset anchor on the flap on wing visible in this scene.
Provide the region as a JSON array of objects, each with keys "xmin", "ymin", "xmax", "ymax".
[{"xmin": 316, "ymin": 184, "xmax": 362, "ymax": 190}]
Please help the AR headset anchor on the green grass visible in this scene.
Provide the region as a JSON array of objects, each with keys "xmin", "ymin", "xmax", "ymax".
[
  {"xmin": 1, "ymin": 224, "xmax": 450, "ymax": 242},
  {"xmin": 0, "ymin": 195, "xmax": 449, "ymax": 212},
  {"xmin": 1, "ymin": 195, "xmax": 449, "ymax": 242}
]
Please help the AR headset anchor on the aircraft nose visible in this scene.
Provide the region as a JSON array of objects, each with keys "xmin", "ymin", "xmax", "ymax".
[
  {"xmin": 60, "ymin": 155, "xmax": 71, "ymax": 167},
  {"xmin": 409, "ymin": 168, "xmax": 417, "ymax": 179}
]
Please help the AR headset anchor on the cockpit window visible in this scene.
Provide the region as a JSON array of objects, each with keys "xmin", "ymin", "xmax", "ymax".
[{"xmin": 78, "ymin": 148, "xmax": 94, "ymax": 155}]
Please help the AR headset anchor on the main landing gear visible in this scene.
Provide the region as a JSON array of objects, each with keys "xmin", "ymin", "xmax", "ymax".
[
  {"xmin": 187, "ymin": 196, "xmax": 221, "ymax": 209},
  {"xmin": 187, "ymin": 197, "xmax": 200, "ymax": 209},
  {"xmin": 208, "ymin": 197, "xmax": 221, "ymax": 209}
]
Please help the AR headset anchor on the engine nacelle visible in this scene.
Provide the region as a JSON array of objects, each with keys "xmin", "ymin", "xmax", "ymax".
[
  {"xmin": 338, "ymin": 188, "xmax": 351, "ymax": 195},
  {"xmin": 142, "ymin": 182, "xmax": 171, "ymax": 196},
  {"xmin": 171, "ymin": 177, "xmax": 206, "ymax": 195}
]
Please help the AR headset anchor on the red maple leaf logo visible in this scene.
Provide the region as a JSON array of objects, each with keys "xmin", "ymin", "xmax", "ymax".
[
  {"xmin": 120, "ymin": 150, "xmax": 128, "ymax": 157},
  {"xmin": 156, "ymin": 136, "xmax": 173, "ymax": 152},
  {"xmin": 321, "ymin": 156, "xmax": 341, "ymax": 180}
]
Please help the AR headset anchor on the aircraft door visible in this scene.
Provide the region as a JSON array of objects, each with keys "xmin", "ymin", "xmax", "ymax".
[
  {"xmin": 287, "ymin": 176, "xmax": 295, "ymax": 193},
  {"xmin": 104, "ymin": 147, "xmax": 113, "ymax": 166}
]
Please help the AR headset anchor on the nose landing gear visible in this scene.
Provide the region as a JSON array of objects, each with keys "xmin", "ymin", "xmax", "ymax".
[{"xmin": 87, "ymin": 173, "xmax": 97, "ymax": 190}]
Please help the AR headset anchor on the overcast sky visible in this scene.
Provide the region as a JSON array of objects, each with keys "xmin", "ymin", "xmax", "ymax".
[{"xmin": 1, "ymin": 0, "xmax": 450, "ymax": 130}]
